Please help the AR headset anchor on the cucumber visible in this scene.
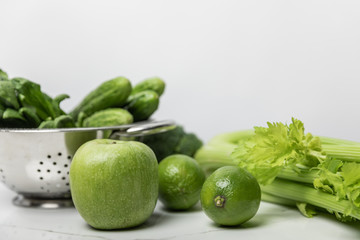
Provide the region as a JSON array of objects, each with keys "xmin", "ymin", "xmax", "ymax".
[
  {"xmin": 124, "ymin": 90, "xmax": 159, "ymax": 122},
  {"xmin": 82, "ymin": 108, "xmax": 133, "ymax": 138},
  {"xmin": 132, "ymin": 77, "xmax": 165, "ymax": 96},
  {"xmin": 82, "ymin": 108, "xmax": 133, "ymax": 127},
  {"xmin": 70, "ymin": 77, "xmax": 132, "ymax": 121}
]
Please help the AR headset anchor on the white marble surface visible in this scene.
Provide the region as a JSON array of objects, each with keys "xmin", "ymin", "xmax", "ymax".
[{"xmin": 0, "ymin": 184, "xmax": 359, "ymax": 240}]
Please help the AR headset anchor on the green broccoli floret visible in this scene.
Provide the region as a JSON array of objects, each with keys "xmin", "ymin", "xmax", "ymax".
[
  {"xmin": 141, "ymin": 125, "xmax": 203, "ymax": 161},
  {"xmin": 141, "ymin": 126, "xmax": 183, "ymax": 161},
  {"xmin": 174, "ymin": 132, "xmax": 203, "ymax": 157}
]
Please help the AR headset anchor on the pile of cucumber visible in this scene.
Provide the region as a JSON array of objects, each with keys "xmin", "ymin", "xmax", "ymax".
[
  {"xmin": 72, "ymin": 76, "xmax": 165, "ymax": 128},
  {"xmin": 0, "ymin": 68, "xmax": 164, "ymax": 129}
]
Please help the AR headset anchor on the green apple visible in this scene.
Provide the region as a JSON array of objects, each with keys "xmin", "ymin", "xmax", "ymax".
[{"xmin": 69, "ymin": 139, "xmax": 159, "ymax": 230}]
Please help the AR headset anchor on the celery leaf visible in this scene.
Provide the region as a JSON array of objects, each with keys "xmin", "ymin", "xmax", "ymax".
[
  {"xmin": 231, "ymin": 118, "xmax": 326, "ymax": 185},
  {"xmin": 342, "ymin": 162, "xmax": 360, "ymax": 208}
]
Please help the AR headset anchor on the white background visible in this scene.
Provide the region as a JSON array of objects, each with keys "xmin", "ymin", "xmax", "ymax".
[{"xmin": 1, "ymin": 0, "xmax": 360, "ymax": 142}]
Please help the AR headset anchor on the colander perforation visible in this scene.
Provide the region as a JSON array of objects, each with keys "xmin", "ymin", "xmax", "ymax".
[
  {"xmin": 34, "ymin": 151, "xmax": 72, "ymax": 194},
  {"xmin": 0, "ymin": 168, "xmax": 5, "ymax": 184}
]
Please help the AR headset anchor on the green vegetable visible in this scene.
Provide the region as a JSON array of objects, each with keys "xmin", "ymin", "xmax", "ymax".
[
  {"xmin": 131, "ymin": 77, "xmax": 165, "ymax": 96},
  {"xmin": 0, "ymin": 69, "xmax": 169, "ymax": 129},
  {"xmin": 38, "ymin": 115, "xmax": 76, "ymax": 129},
  {"xmin": 195, "ymin": 118, "xmax": 360, "ymax": 222},
  {"xmin": 142, "ymin": 126, "xmax": 203, "ymax": 161},
  {"xmin": 0, "ymin": 69, "xmax": 170, "ymax": 129},
  {"xmin": 12, "ymin": 78, "xmax": 57, "ymax": 120},
  {"xmin": 124, "ymin": 90, "xmax": 159, "ymax": 121},
  {"xmin": 3, "ymin": 108, "xmax": 26, "ymax": 121},
  {"xmin": 82, "ymin": 108, "xmax": 133, "ymax": 127},
  {"xmin": 0, "ymin": 81, "xmax": 20, "ymax": 109},
  {"xmin": 233, "ymin": 119, "xmax": 326, "ymax": 185},
  {"xmin": 174, "ymin": 132, "xmax": 203, "ymax": 157},
  {"xmin": 141, "ymin": 126, "xmax": 184, "ymax": 161},
  {"xmin": 0, "ymin": 76, "xmax": 69, "ymax": 128},
  {"xmin": 194, "ymin": 130, "xmax": 253, "ymax": 176},
  {"xmin": 38, "ymin": 119, "xmax": 55, "ymax": 129},
  {"xmin": 70, "ymin": 77, "xmax": 132, "ymax": 122},
  {"xmin": 82, "ymin": 108, "xmax": 133, "ymax": 138},
  {"xmin": 1, "ymin": 108, "xmax": 27, "ymax": 127},
  {"xmin": 46, "ymin": 93, "xmax": 69, "ymax": 117},
  {"xmin": 0, "ymin": 102, "xmax": 5, "ymax": 121},
  {"xmin": 54, "ymin": 115, "xmax": 76, "ymax": 128},
  {"xmin": 0, "ymin": 69, "xmax": 8, "ymax": 81},
  {"xmin": 19, "ymin": 107, "xmax": 41, "ymax": 127}
]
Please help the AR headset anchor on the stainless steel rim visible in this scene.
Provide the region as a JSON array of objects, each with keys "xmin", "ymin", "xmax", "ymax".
[{"xmin": 0, "ymin": 119, "xmax": 175, "ymax": 135}]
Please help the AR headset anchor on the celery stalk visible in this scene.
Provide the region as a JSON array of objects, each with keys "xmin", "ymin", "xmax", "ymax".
[
  {"xmin": 261, "ymin": 191, "xmax": 297, "ymax": 207},
  {"xmin": 194, "ymin": 130, "xmax": 253, "ymax": 175},
  {"xmin": 261, "ymin": 179, "xmax": 360, "ymax": 220},
  {"xmin": 277, "ymin": 167, "xmax": 318, "ymax": 184},
  {"xmin": 322, "ymin": 145, "xmax": 360, "ymax": 163},
  {"xmin": 319, "ymin": 136, "xmax": 360, "ymax": 146},
  {"xmin": 319, "ymin": 136, "xmax": 360, "ymax": 163}
]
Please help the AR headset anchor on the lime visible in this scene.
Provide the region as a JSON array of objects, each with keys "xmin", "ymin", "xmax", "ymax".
[
  {"xmin": 200, "ymin": 166, "xmax": 261, "ymax": 226},
  {"xmin": 158, "ymin": 154, "xmax": 206, "ymax": 210}
]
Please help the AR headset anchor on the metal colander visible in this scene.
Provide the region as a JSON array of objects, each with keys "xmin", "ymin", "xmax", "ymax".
[{"xmin": 0, "ymin": 120, "xmax": 175, "ymax": 209}]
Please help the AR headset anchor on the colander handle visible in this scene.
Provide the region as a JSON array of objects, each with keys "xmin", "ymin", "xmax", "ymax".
[{"xmin": 109, "ymin": 120, "xmax": 177, "ymax": 138}]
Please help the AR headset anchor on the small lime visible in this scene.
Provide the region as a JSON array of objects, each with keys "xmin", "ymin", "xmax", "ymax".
[
  {"xmin": 158, "ymin": 154, "xmax": 206, "ymax": 210},
  {"xmin": 200, "ymin": 166, "xmax": 261, "ymax": 226}
]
